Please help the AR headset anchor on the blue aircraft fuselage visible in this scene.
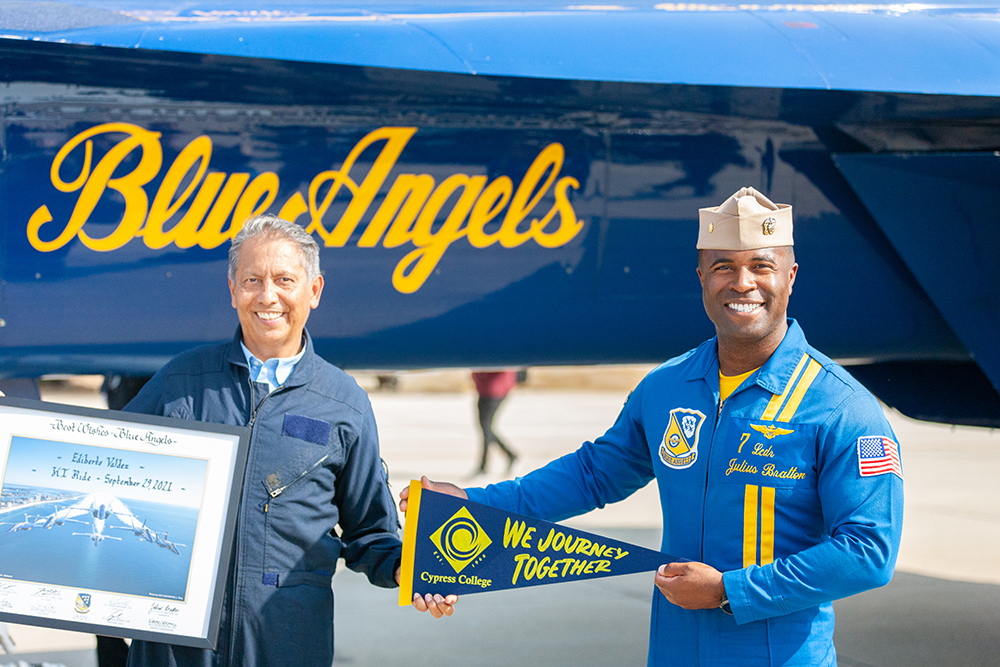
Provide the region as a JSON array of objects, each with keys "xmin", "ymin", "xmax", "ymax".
[{"xmin": 0, "ymin": 2, "xmax": 998, "ymax": 426}]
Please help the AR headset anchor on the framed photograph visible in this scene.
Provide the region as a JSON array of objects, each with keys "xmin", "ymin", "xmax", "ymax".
[{"xmin": 0, "ymin": 396, "xmax": 249, "ymax": 649}]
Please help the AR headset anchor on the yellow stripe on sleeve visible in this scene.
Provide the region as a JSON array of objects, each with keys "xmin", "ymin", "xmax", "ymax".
[
  {"xmin": 760, "ymin": 353, "xmax": 809, "ymax": 421},
  {"xmin": 760, "ymin": 486, "xmax": 775, "ymax": 565},
  {"xmin": 776, "ymin": 359, "xmax": 822, "ymax": 422},
  {"xmin": 743, "ymin": 484, "xmax": 758, "ymax": 568}
]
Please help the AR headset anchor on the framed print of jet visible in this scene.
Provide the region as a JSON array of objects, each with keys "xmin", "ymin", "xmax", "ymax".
[{"xmin": 0, "ymin": 396, "xmax": 249, "ymax": 649}]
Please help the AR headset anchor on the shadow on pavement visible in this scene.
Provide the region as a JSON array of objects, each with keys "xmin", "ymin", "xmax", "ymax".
[{"xmin": 834, "ymin": 572, "xmax": 1000, "ymax": 667}]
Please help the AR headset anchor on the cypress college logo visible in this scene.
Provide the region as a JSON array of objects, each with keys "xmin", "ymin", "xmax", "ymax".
[
  {"xmin": 429, "ymin": 506, "xmax": 492, "ymax": 574},
  {"xmin": 659, "ymin": 408, "xmax": 706, "ymax": 469}
]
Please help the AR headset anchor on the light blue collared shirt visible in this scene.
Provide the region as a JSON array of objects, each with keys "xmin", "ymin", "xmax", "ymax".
[{"xmin": 240, "ymin": 341, "xmax": 306, "ymax": 393}]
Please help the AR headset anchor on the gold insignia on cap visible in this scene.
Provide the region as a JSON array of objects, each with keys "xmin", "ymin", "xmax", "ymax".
[{"xmin": 697, "ymin": 187, "xmax": 793, "ymax": 250}]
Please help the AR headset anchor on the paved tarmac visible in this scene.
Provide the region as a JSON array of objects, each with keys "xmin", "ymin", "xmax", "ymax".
[{"xmin": 4, "ymin": 369, "xmax": 999, "ymax": 666}]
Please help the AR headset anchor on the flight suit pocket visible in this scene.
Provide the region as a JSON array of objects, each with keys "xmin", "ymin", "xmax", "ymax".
[
  {"xmin": 719, "ymin": 418, "xmax": 817, "ymax": 489},
  {"xmin": 262, "ymin": 442, "xmax": 339, "ymax": 498},
  {"xmin": 261, "ymin": 417, "xmax": 345, "ymax": 575}
]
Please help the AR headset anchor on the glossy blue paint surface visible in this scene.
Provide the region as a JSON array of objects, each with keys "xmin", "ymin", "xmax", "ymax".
[
  {"xmin": 2, "ymin": 2, "xmax": 1000, "ymax": 95},
  {"xmin": 0, "ymin": 2, "xmax": 997, "ymax": 425},
  {"xmin": 0, "ymin": 40, "xmax": 971, "ymax": 368},
  {"xmin": 834, "ymin": 152, "xmax": 1000, "ymax": 390}
]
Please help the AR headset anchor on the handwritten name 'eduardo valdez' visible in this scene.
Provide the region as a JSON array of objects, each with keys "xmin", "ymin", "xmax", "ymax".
[{"xmin": 72, "ymin": 453, "xmax": 129, "ymax": 469}]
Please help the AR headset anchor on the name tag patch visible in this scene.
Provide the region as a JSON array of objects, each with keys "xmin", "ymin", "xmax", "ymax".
[{"xmin": 281, "ymin": 414, "xmax": 331, "ymax": 447}]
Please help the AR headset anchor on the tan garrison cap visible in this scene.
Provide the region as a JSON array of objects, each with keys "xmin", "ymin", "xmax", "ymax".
[{"xmin": 697, "ymin": 187, "xmax": 793, "ymax": 250}]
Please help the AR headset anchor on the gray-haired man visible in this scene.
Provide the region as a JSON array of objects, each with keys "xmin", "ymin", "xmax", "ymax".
[{"xmin": 125, "ymin": 214, "xmax": 449, "ymax": 667}]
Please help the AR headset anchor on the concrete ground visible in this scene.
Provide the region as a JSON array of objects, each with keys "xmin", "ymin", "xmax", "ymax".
[{"xmin": 4, "ymin": 368, "xmax": 999, "ymax": 666}]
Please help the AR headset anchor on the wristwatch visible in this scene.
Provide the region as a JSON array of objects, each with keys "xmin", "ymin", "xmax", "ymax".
[{"xmin": 719, "ymin": 590, "xmax": 733, "ymax": 616}]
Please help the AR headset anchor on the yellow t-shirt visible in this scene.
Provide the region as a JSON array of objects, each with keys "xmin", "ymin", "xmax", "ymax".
[{"xmin": 719, "ymin": 367, "xmax": 759, "ymax": 402}]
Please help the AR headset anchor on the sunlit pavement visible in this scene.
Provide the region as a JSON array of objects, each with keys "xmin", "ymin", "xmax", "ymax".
[{"xmin": 7, "ymin": 370, "xmax": 999, "ymax": 666}]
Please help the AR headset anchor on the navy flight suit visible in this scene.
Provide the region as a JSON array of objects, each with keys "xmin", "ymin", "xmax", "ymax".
[{"xmin": 126, "ymin": 328, "xmax": 401, "ymax": 667}]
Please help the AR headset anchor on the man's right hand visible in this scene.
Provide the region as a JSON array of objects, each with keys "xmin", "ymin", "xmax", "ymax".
[
  {"xmin": 398, "ymin": 475, "xmax": 467, "ymax": 514},
  {"xmin": 398, "ymin": 476, "xmax": 465, "ymax": 617}
]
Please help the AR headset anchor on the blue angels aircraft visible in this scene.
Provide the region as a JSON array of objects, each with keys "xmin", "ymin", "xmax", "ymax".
[
  {"xmin": 0, "ymin": 2, "xmax": 998, "ymax": 426},
  {"xmin": 2, "ymin": 514, "xmax": 43, "ymax": 534},
  {"xmin": 5, "ymin": 491, "xmax": 185, "ymax": 553}
]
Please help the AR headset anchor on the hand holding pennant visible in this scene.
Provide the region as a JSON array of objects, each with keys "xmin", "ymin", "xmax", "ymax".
[{"xmin": 398, "ymin": 479, "xmax": 682, "ymax": 605}]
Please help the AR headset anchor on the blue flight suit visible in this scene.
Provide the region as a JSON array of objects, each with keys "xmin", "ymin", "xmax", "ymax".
[
  {"xmin": 125, "ymin": 327, "xmax": 401, "ymax": 667},
  {"xmin": 467, "ymin": 320, "xmax": 903, "ymax": 666}
]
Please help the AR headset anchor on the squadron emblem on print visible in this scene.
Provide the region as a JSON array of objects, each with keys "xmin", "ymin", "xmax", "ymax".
[
  {"xmin": 659, "ymin": 408, "xmax": 707, "ymax": 469},
  {"xmin": 74, "ymin": 593, "xmax": 92, "ymax": 614}
]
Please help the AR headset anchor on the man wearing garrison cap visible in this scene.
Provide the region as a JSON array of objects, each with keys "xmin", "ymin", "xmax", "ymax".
[{"xmin": 406, "ymin": 187, "xmax": 903, "ymax": 666}]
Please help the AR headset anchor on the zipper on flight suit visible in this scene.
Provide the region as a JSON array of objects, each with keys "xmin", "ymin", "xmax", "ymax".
[
  {"xmin": 248, "ymin": 377, "xmax": 278, "ymax": 429},
  {"xmin": 699, "ymin": 390, "xmax": 724, "ymax": 563},
  {"xmin": 264, "ymin": 454, "xmax": 331, "ymax": 500},
  {"xmin": 248, "ymin": 377, "xmax": 278, "ymax": 511},
  {"xmin": 227, "ymin": 373, "xmax": 279, "ymax": 665}
]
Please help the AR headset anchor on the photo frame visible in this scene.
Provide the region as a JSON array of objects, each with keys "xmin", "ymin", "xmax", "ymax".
[{"xmin": 0, "ymin": 396, "xmax": 249, "ymax": 649}]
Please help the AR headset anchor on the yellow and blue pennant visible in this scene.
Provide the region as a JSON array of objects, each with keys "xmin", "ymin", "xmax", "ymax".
[{"xmin": 399, "ymin": 480, "xmax": 676, "ymax": 604}]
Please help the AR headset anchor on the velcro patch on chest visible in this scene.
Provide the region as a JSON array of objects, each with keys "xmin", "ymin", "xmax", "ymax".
[{"xmin": 281, "ymin": 414, "xmax": 332, "ymax": 447}]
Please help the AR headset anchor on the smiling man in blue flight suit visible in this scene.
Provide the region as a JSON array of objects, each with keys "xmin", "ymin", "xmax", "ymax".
[
  {"xmin": 124, "ymin": 214, "xmax": 450, "ymax": 667},
  {"xmin": 406, "ymin": 187, "xmax": 904, "ymax": 666}
]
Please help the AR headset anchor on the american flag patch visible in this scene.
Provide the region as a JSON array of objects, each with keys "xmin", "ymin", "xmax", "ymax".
[{"xmin": 857, "ymin": 436, "xmax": 903, "ymax": 479}]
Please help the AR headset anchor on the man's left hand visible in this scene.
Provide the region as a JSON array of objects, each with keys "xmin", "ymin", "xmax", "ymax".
[
  {"xmin": 411, "ymin": 592, "xmax": 457, "ymax": 618},
  {"xmin": 394, "ymin": 568, "xmax": 457, "ymax": 618},
  {"xmin": 654, "ymin": 561, "xmax": 726, "ymax": 610}
]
